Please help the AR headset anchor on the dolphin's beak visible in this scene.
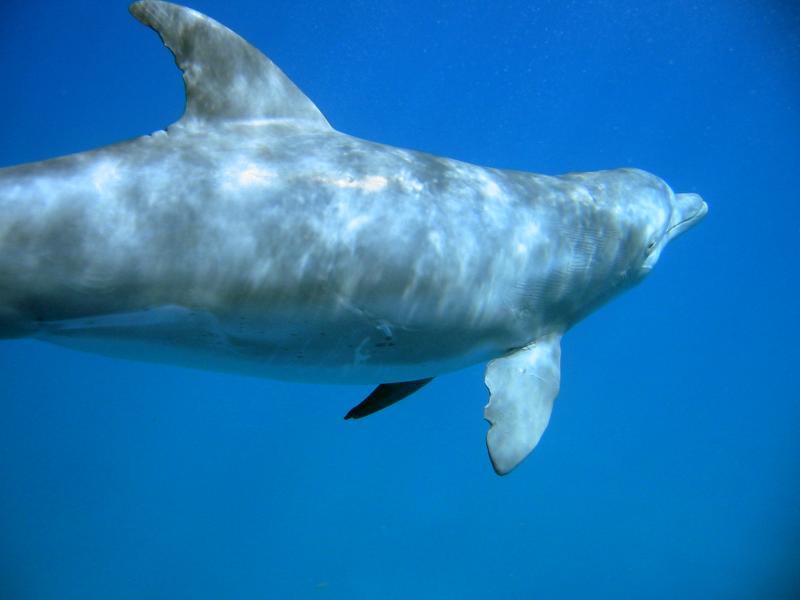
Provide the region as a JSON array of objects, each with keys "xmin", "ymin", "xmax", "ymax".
[{"xmin": 668, "ymin": 193, "xmax": 708, "ymax": 240}]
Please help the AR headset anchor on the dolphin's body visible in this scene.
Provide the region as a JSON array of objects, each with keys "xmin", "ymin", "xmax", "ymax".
[{"xmin": 0, "ymin": 1, "xmax": 706, "ymax": 474}]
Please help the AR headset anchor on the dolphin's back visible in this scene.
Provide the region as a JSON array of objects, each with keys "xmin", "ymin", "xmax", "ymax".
[{"xmin": 0, "ymin": 124, "xmax": 559, "ymax": 375}]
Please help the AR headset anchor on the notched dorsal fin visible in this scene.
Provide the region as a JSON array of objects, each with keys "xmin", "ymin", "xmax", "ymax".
[
  {"xmin": 129, "ymin": 0, "xmax": 330, "ymax": 128},
  {"xmin": 344, "ymin": 378, "xmax": 434, "ymax": 420}
]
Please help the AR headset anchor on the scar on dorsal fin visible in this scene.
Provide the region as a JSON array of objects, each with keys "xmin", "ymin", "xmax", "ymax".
[
  {"xmin": 344, "ymin": 378, "xmax": 434, "ymax": 420},
  {"xmin": 128, "ymin": 0, "xmax": 331, "ymax": 128}
]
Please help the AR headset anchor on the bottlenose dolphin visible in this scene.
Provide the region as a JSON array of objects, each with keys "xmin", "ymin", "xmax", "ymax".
[{"xmin": 0, "ymin": 1, "xmax": 707, "ymax": 474}]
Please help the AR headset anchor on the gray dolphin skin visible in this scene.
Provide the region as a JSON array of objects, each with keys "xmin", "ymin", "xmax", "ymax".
[{"xmin": 0, "ymin": 1, "xmax": 707, "ymax": 475}]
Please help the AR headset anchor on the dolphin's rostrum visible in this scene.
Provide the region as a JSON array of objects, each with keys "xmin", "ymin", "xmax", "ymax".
[{"xmin": 0, "ymin": 1, "xmax": 707, "ymax": 475}]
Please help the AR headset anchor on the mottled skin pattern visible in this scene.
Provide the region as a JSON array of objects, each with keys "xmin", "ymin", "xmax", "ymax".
[
  {"xmin": 0, "ymin": 1, "xmax": 707, "ymax": 473},
  {"xmin": 0, "ymin": 123, "xmax": 698, "ymax": 380}
]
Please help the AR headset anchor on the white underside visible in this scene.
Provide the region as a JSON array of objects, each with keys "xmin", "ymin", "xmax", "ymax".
[{"xmin": 37, "ymin": 305, "xmax": 504, "ymax": 383}]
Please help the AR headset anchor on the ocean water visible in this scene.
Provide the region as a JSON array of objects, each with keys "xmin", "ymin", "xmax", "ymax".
[{"xmin": 0, "ymin": 0, "xmax": 798, "ymax": 598}]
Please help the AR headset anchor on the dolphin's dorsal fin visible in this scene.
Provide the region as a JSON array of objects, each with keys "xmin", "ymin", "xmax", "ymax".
[
  {"xmin": 129, "ymin": 0, "xmax": 331, "ymax": 128},
  {"xmin": 484, "ymin": 334, "xmax": 562, "ymax": 475}
]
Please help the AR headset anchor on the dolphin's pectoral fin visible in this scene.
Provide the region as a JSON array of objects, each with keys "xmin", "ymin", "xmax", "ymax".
[
  {"xmin": 484, "ymin": 333, "xmax": 562, "ymax": 475},
  {"xmin": 129, "ymin": 0, "xmax": 330, "ymax": 128},
  {"xmin": 344, "ymin": 378, "xmax": 434, "ymax": 420}
]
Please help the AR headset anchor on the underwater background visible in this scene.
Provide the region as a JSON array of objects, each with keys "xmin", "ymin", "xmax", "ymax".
[{"xmin": 0, "ymin": 0, "xmax": 798, "ymax": 598}]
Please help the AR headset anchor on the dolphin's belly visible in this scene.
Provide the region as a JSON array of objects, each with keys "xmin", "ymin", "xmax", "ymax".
[{"xmin": 36, "ymin": 304, "xmax": 514, "ymax": 383}]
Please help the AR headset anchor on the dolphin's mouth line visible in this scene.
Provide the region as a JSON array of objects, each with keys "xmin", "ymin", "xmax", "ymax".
[
  {"xmin": 667, "ymin": 202, "xmax": 708, "ymax": 237},
  {"xmin": 667, "ymin": 215, "xmax": 695, "ymax": 235}
]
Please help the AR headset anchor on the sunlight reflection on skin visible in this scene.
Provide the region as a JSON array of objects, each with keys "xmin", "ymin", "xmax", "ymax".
[{"xmin": 0, "ymin": 1, "xmax": 707, "ymax": 388}]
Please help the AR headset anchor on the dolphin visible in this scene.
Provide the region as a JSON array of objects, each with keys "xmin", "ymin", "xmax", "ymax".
[{"xmin": 0, "ymin": 1, "xmax": 707, "ymax": 475}]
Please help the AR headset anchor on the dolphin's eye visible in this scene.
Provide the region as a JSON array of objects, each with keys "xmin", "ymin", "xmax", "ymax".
[{"xmin": 647, "ymin": 240, "xmax": 657, "ymax": 252}]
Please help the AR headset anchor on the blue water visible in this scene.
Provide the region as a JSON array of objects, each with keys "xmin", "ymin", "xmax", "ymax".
[{"xmin": 1, "ymin": 1, "xmax": 798, "ymax": 598}]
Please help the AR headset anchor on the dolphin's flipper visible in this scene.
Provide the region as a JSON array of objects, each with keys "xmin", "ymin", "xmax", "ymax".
[
  {"xmin": 129, "ymin": 0, "xmax": 330, "ymax": 128},
  {"xmin": 344, "ymin": 378, "xmax": 434, "ymax": 420},
  {"xmin": 484, "ymin": 334, "xmax": 562, "ymax": 475}
]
